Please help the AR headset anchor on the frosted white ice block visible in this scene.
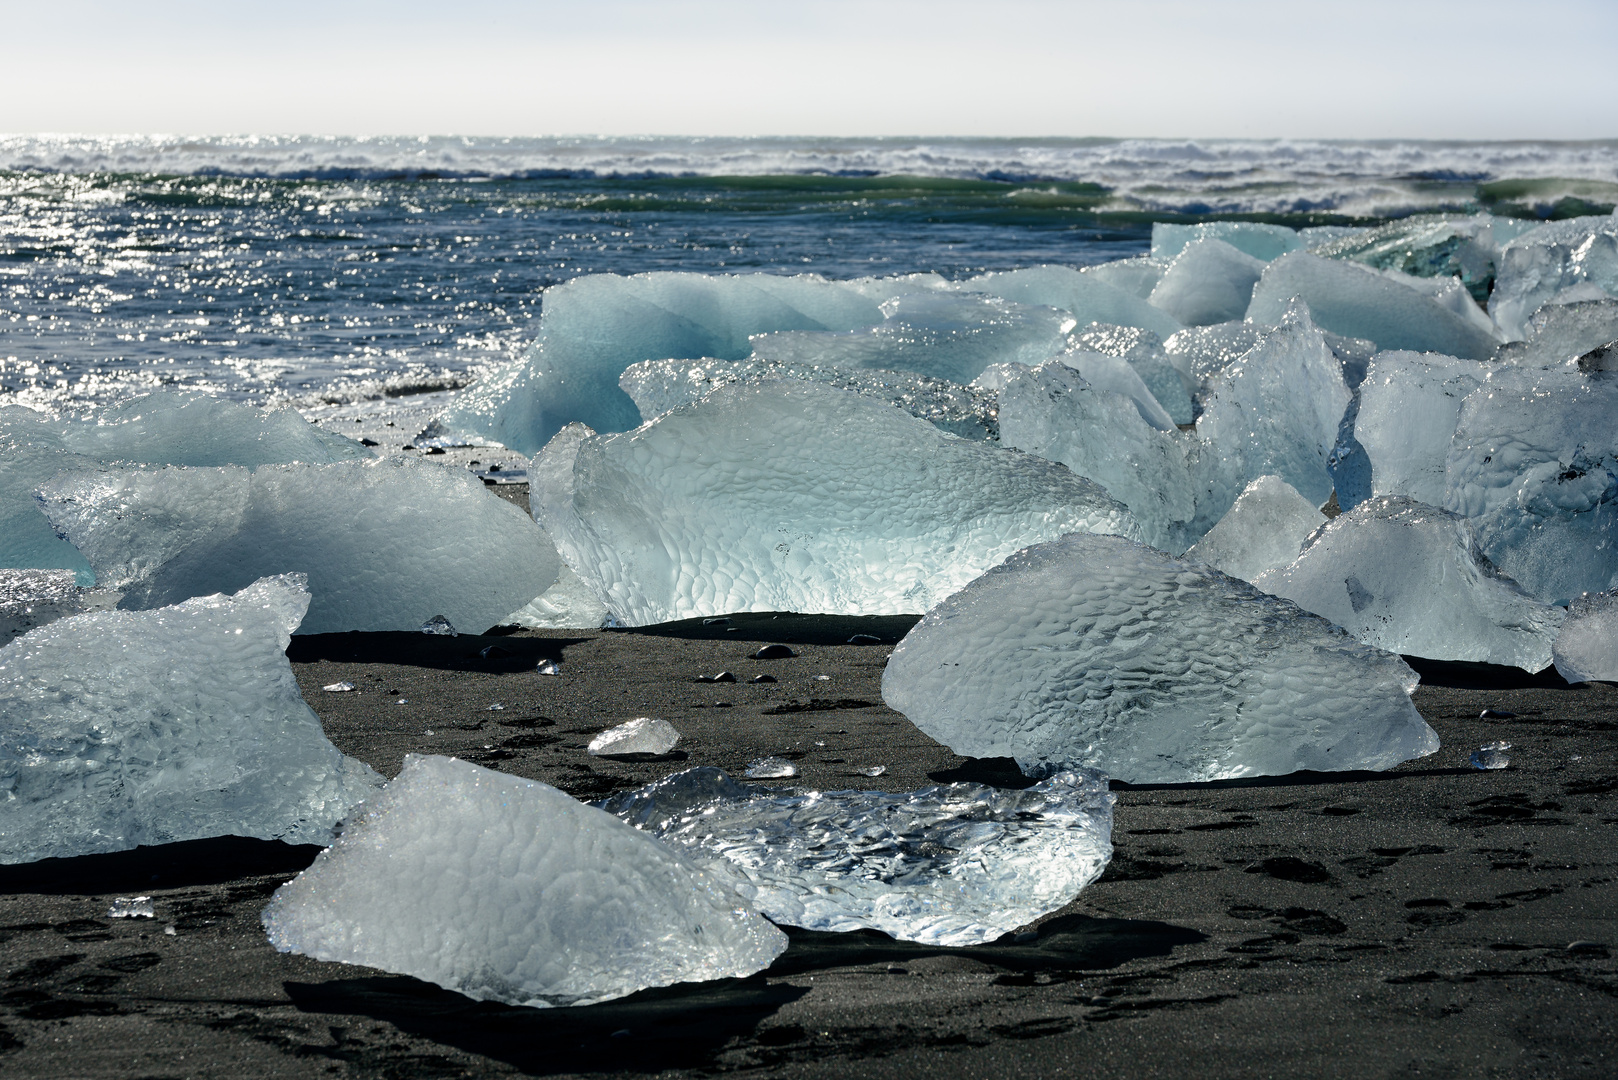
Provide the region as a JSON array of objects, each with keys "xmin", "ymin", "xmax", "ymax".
[
  {"xmin": 1254, "ymin": 497, "xmax": 1565, "ymax": 671},
  {"xmin": 531, "ymin": 382, "xmax": 1138, "ymax": 625},
  {"xmin": 262, "ymin": 755, "xmax": 785, "ymax": 1008},
  {"xmin": 882, "ymin": 532, "xmax": 1438, "ymax": 784},
  {"xmin": 0, "ymin": 574, "xmax": 382, "ymax": 864},
  {"xmin": 600, "ymin": 765, "xmax": 1114, "ymax": 947}
]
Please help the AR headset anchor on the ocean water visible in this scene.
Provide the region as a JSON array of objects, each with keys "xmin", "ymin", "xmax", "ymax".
[{"xmin": 2, "ymin": 135, "xmax": 1615, "ymax": 422}]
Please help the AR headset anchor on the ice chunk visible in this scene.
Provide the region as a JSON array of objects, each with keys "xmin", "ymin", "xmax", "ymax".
[
  {"xmin": 532, "ymin": 383, "xmax": 1138, "ymax": 625},
  {"xmin": 1248, "ymin": 253, "xmax": 1499, "ymax": 359},
  {"xmin": 1194, "ymin": 302, "xmax": 1352, "ymax": 528},
  {"xmin": 751, "ymin": 291, "xmax": 1073, "ymax": 386},
  {"xmin": 56, "ymin": 391, "xmax": 372, "ymax": 467},
  {"xmin": 0, "ymin": 407, "xmax": 102, "ymax": 581},
  {"xmin": 0, "ymin": 568, "xmax": 90, "ymax": 644},
  {"xmin": 881, "ymin": 533, "xmax": 1437, "ymax": 784},
  {"xmin": 1252, "ymin": 497, "xmax": 1565, "ymax": 670},
  {"xmin": 501, "ymin": 565, "xmax": 613, "ymax": 630},
  {"xmin": 1552, "ymin": 590, "xmax": 1618, "ymax": 683},
  {"xmin": 1070, "ymin": 323, "xmax": 1193, "ymax": 425},
  {"xmin": 1491, "ymin": 215, "xmax": 1618, "ymax": 341},
  {"xmin": 744, "ymin": 757, "xmax": 797, "ymax": 779},
  {"xmin": 419, "ymin": 614, "xmax": 457, "ymax": 636},
  {"xmin": 1057, "ymin": 351, "xmax": 1176, "ymax": 431},
  {"xmin": 1355, "ymin": 351, "xmax": 1486, "ymax": 505},
  {"xmin": 432, "ymin": 272, "xmax": 889, "ymax": 454},
  {"xmin": 107, "ymin": 897, "xmax": 155, "ymax": 919},
  {"xmin": 1163, "ymin": 321, "xmax": 1267, "ymax": 386},
  {"xmin": 1441, "ymin": 365, "xmax": 1618, "ymax": 602},
  {"xmin": 599, "ymin": 765, "xmax": 1114, "ymax": 947},
  {"xmin": 1495, "ymin": 298, "xmax": 1618, "ymax": 367},
  {"xmin": 587, "ymin": 717, "xmax": 681, "ymax": 756},
  {"xmin": 997, "ymin": 360, "xmax": 1198, "ymax": 552},
  {"xmin": 1151, "ymin": 221, "xmax": 1301, "ymax": 263},
  {"xmin": 1470, "ymin": 742, "xmax": 1512, "ymax": 770},
  {"xmin": 1183, "ymin": 475, "xmax": 1325, "ymax": 582},
  {"xmin": 619, "ymin": 356, "xmax": 1000, "ymax": 440},
  {"xmin": 1148, "ymin": 238, "xmax": 1266, "ymax": 327},
  {"xmin": 262, "ymin": 755, "xmax": 785, "ymax": 1008},
  {"xmin": 1079, "ymin": 256, "xmax": 1166, "ymax": 299},
  {"xmin": 536, "ymin": 659, "xmax": 561, "ymax": 676},
  {"xmin": 322, "ymin": 681, "xmax": 356, "ymax": 692},
  {"xmin": 37, "ymin": 457, "xmax": 560, "ymax": 635},
  {"xmin": 966, "ymin": 266, "xmax": 1183, "ymax": 340},
  {"xmin": 1308, "ymin": 214, "xmax": 1502, "ymax": 304},
  {"xmin": 0, "ymin": 575, "xmax": 382, "ymax": 864}
]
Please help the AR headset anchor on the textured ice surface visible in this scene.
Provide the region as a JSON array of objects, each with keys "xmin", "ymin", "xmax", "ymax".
[
  {"xmin": 1248, "ymin": 253, "xmax": 1499, "ymax": 359},
  {"xmin": 39, "ymin": 457, "xmax": 560, "ymax": 634},
  {"xmin": 1193, "ymin": 303, "xmax": 1352, "ymax": 528},
  {"xmin": 1553, "ymin": 591, "xmax": 1618, "ymax": 683},
  {"xmin": 1079, "ymin": 256, "xmax": 1166, "ymax": 299},
  {"xmin": 1253, "ymin": 497, "xmax": 1565, "ymax": 670},
  {"xmin": 1183, "ymin": 475, "xmax": 1325, "ymax": 582},
  {"xmin": 1441, "ymin": 365, "xmax": 1618, "ymax": 602},
  {"xmin": 436, "ymin": 272, "xmax": 887, "ymax": 454},
  {"xmin": 1495, "ymin": 299, "xmax": 1618, "ymax": 367},
  {"xmin": 598, "ymin": 765, "xmax": 1114, "ymax": 946},
  {"xmin": 0, "ymin": 575, "xmax": 382, "ymax": 864},
  {"xmin": 1355, "ymin": 351, "xmax": 1486, "ymax": 504},
  {"xmin": 531, "ymin": 383, "xmax": 1138, "ymax": 625},
  {"xmin": 1069, "ymin": 323, "xmax": 1193, "ymax": 425},
  {"xmin": 1163, "ymin": 322, "xmax": 1267, "ymax": 386},
  {"xmin": 997, "ymin": 360, "xmax": 1197, "ymax": 552},
  {"xmin": 588, "ymin": 717, "xmax": 681, "ymax": 756},
  {"xmin": 0, "ymin": 569, "xmax": 88, "ymax": 644},
  {"xmin": 262, "ymin": 755, "xmax": 785, "ymax": 1007},
  {"xmin": 1491, "ymin": 214, "xmax": 1618, "ymax": 341},
  {"xmin": 619, "ymin": 356, "xmax": 1000, "ymax": 440},
  {"xmin": 501, "ymin": 565, "xmax": 612, "ymax": 630},
  {"xmin": 751, "ymin": 290, "xmax": 1074, "ymax": 386},
  {"xmin": 1151, "ymin": 221, "xmax": 1302, "ymax": 263},
  {"xmin": 966, "ymin": 266, "xmax": 1182, "ymax": 340},
  {"xmin": 882, "ymin": 533, "xmax": 1437, "ymax": 784},
  {"xmin": 1308, "ymin": 214, "xmax": 1503, "ymax": 303},
  {"xmin": 1148, "ymin": 238, "xmax": 1266, "ymax": 327},
  {"xmin": 0, "ymin": 407, "xmax": 104, "ymax": 580}
]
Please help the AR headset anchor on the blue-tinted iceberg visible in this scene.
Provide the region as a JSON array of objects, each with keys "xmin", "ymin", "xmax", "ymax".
[
  {"xmin": 0, "ymin": 575, "xmax": 382, "ymax": 865},
  {"xmin": 1253, "ymin": 497, "xmax": 1565, "ymax": 670},
  {"xmin": 1553, "ymin": 590, "xmax": 1618, "ymax": 684},
  {"xmin": 1183, "ymin": 475, "xmax": 1324, "ymax": 582},
  {"xmin": 1248, "ymin": 253, "xmax": 1499, "ymax": 359},
  {"xmin": 1355, "ymin": 351, "xmax": 1485, "ymax": 505},
  {"xmin": 1147, "ymin": 238, "xmax": 1266, "ymax": 327},
  {"xmin": 599, "ymin": 765, "xmax": 1115, "ymax": 947},
  {"xmin": 263, "ymin": 755, "xmax": 786, "ymax": 1008},
  {"xmin": 531, "ymin": 382, "xmax": 1138, "ymax": 625},
  {"xmin": 882, "ymin": 533, "xmax": 1438, "ymax": 784},
  {"xmin": 1307, "ymin": 214, "xmax": 1505, "ymax": 303},
  {"xmin": 39, "ymin": 457, "xmax": 560, "ymax": 634}
]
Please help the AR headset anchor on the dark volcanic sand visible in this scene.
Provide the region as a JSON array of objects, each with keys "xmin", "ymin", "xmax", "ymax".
[{"xmin": 2, "ymin": 614, "xmax": 1616, "ymax": 1078}]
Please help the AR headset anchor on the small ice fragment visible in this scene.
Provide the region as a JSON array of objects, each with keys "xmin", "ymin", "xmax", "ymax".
[
  {"xmin": 163, "ymin": 925, "xmax": 177, "ymax": 936},
  {"xmin": 323, "ymin": 681, "xmax": 356, "ymax": 693},
  {"xmin": 486, "ymin": 703, "xmax": 505, "ymax": 711},
  {"xmin": 847, "ymin": 634, "xmax": 882, "ymax": 644},
  {"xmin": 813, "ymin": 675, "xmax": 831, "ymax": 682},
  {"xmin": 536, "ymin": 659, "xmax": 561, "ymax": 676},
  {"xmin": 1471, "ymin": 742, "xmax": 1512, "ymax": 770},
  {"xmin": 588, "ymin": 717, "xmax": 682, "ymax": 757},
  {"xmin": 859, "ymin": 766, "xmax": 886, "ymax": 777},
  {"xmin": 107, "ymin": 896, "xmax": 154, "ymax": 919},
  {"xmin": 751, "ymin": 645, "xmax": 796, "ymax": 660},
  {"xmin": 397, "ymin": 699, "xmax": 409, "ymax": 705},
  {"xmin": 1480, "ymin": 708, "xmax": 1517, "ymax": 720},
  {"xmin": 746, "ymin": 757, "xmax": 798, "ymax": 779},
  {"xmin": 814, "ymin": 741, "xmax": 826, "ymax": 747},
  {"xmin": 420, "ymin": 614, "xmax": 457, "ymax": 637},
  {"xmin": 750, "ymin": 674, "xmax": 777, "ymax": 684}
]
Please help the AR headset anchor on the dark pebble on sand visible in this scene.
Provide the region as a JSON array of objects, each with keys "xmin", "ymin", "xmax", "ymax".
[
  {"xmin": 1480, "ymin": 708, "xmax": 1518, "ymax": 719},
  {"xmin": 751, "ymin": 644, "xmax": 797, "ymax": 660},
  {"xmin": 751, "ymin": 674, "xmax": 778, "ymax": 684},
  {"xmin": 847, "ymin": 634, "xmax": 883, "ymax": 644}
]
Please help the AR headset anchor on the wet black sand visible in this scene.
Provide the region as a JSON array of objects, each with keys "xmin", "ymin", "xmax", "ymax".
[{"xmin": 2, "ymin": 613, "xmax": 1616, "ymax": 1078}]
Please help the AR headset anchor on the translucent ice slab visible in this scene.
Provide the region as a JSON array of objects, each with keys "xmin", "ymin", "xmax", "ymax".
[
  {"xmin": 0, "ymin": 575, "xmax": 382, "ymax": 864},
  {"xmin": 263, "ymin": 755, "xmax": 785, "ymax": 1008},
  {"xmin": 1247, "ymin": 253, "xmax": 1499, "ymax": 360},
  {"xmin": 1495, "ymin": 298, "xmax": 1618, "ymax": 368},
  {"xmin": 1308, "ymin": 214, "xmax": 1504, "ymax": 304},
  {"xmin": 1079, "ymin": 256, "xmax": 1166, "ymax": 299},
  {"xmin": 1441, "ymin": 365, "xmax": 1618, "ymax": 602},
  {"xmin": 1553, "ymin": 590, "xmax": 1618, "ymax": 683},
  {"xmin": 531, "ymin": 382, "xmax": 1138, "ymax": 626},
  {"xmin": 39, "ymin": 457, "xmax": 560, "ymax": 634},
  {"xmin": 1151, "ymin": 221, "xmax": 1302, "ymax": 263},
  {"xmin": 882, "ymin": 532, "xmax": 1437, "ymax": 784},
  {"xmin": 598, "ymin": 765, "xmax": 1115, "ymax": 947},
  {"xmin": 965, "ymin": 266, "xmax": 1183, "ymax": 340},
  {"xmin": 1253, "ymin": 497, "xmax": 1565, "ymax": 670},
  {"xmin": 1355, "ymin": 351, "xmax": 1486, "ymax": 505},
  {"xmin": 1069, "ymin": 323, "xmax": 1193, "ymax": 425},
  {"xmin": 619, "ymin": 356, "xmax": 1000, "ymax": 440},
  {"xmin": 501, "ymin": 565, "xmax": 612, "ymax": 630},
  {"xmin": 1183, "ymin": 475, "xmax": 1325, "ymax": 582},
  {"xmin": 1491, "ymin": 214, "xmax": 1618, "ymax": 341},
  {"xmin": 997, "ymin": 359, "xmax": 1198, "ymax": 552},
  {"xmin": 1147, "ymin": 238, "xmax": 1266, "ymax": 327}
]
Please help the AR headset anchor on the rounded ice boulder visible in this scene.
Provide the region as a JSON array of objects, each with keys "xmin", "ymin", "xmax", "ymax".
[
  {"xmin": 881, "ymin": 533, "xmax": 1439, "ymax": 784},
  {"xmin": 262, "ymin": 755, "xmax": 788, "ymax": 1008}
]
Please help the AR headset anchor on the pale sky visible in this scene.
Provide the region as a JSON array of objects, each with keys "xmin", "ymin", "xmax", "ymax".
[{"xmin": 3, "ymin": 0, "xmax": 1613, "ymax": 139}]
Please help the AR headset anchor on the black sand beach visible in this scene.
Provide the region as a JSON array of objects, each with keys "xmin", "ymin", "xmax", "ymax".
[{"xmin": 2, "ymin": 604, "xmax": 1615, "ymax": 1079}]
